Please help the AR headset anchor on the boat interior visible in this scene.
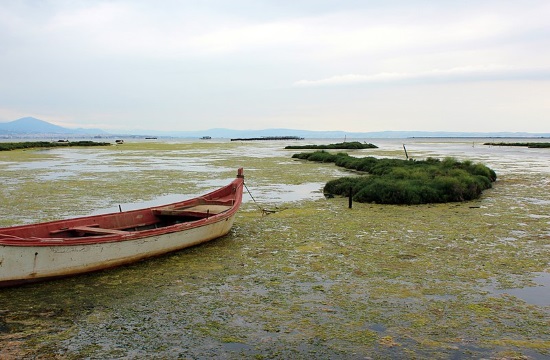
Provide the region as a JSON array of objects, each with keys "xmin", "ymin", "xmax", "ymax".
[{"xmin": 0, "ymin": 198, "xmax": 235, "ymax": 240}]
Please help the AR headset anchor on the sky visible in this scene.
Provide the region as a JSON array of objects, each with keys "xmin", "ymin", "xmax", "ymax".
[{"xmin": 0, "ymin": 0, "xmax": 549, "ymax": 133}]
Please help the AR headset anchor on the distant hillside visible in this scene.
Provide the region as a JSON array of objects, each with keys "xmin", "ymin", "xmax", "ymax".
[
  {"xmin": 122, "ymin": 127, "xmax": 550, "ymax": 139},
  {"xmin": 0, "ymin": 117, "xmax": 108, "ymax": 137},
  {"xmin": 1, "ymin": 117, "xmax": 548, "ymax": 139}
]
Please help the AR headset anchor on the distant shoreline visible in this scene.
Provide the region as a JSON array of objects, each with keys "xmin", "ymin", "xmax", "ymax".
[
  {"xmin": 230, "ymin": 136, "xmax": 304, "ymax": 141},
  {"xmin": 409, "ymin": 136, "xmax": 550, "ymax": 139},
  {"xmin": 2, "ymin": 118, "xmax": 549, "ymax": 139}
]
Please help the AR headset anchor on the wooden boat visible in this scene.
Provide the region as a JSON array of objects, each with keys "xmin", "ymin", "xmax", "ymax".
[{"xmin": 0, "ymin": 169, "xmax": 244, "ymax": 287}]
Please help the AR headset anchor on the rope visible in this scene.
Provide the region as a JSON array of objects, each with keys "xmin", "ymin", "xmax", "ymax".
[{"xmin": 244, "ymin": 182, "xmax": 276, "ymax": 215}]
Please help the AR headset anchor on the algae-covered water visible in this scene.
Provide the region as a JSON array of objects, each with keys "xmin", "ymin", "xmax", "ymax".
[{"xmin": 0, "ymin": 138, "xmax": 549, "ymax": 359}]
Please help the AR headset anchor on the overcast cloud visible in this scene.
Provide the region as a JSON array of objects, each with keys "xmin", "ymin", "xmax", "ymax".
[{"xmin": 0, "ymin": 0, "xmax": 549, "ymax": 132}]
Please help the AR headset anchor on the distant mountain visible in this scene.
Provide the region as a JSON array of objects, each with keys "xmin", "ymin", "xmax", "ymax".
[
  {"xmin": 1, "ymin": 117, "xmax": 548, "ymax": 139},
  {"xmin": 0, "ymin": 117, "xmax": 108, "ymax": 136},
  {"xmin": 160, "ymin": 128, "xmax": 352, "ymax": 138},
  {"xmin": 120, "ymin": 127, "xmax": 550, "ymax": 139}
]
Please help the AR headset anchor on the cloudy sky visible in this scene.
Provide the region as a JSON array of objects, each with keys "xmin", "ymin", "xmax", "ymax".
[{"xmin": 1, "ymin": 0, "xmax": 549, "ymax": 133}]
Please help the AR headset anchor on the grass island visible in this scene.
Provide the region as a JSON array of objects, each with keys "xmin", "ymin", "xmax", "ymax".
[
  {"xmin": 285, "ymin": 141, "xmax": 378, "ymax": 150},
  {"xmin": 292, "ymin": 150, "xmax": 497, "ymax": 205},
  {"xmin": 0, "ymin": 141, "xmax": 112, "ymax": 152},
  {"xmin": 484, "ymin": 142, "xmax": 550, "ymax": 148}
]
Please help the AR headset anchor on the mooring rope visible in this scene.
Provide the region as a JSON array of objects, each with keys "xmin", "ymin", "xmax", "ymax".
[{"xmin": 244, "ymin": 182, "xmax": 275, "ymax": 215}]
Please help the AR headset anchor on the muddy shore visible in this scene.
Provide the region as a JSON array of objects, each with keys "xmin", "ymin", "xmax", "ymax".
[{"xmin": 1, "ymin": 139, "xmax": 548, "ymax": 359}]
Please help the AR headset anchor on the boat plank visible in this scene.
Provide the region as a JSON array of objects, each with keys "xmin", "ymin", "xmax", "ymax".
[
  {"xmin": 153, "ymin": 204, "xmax": 231, "ymax": 218},
  {"xmin": 70, "ymin": 226, "xmax": 129, "ymax": 235},
  {"xmin": 188, "ymin": 204, "xmax": 232, "ymax": 214}
]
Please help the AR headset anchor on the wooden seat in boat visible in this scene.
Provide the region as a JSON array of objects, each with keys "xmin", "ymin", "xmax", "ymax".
[
  {"xmin": 69, "ymin": 226, "xmax": 128, "ymax": 235},
  {"xmin": 152, "ymin": 204, "xmax": 231, "ymax": 217}
]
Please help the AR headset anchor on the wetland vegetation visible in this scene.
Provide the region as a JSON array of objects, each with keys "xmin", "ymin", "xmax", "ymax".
[
  {"xmin": 0, "ymin": 140, "xmax": 111, "ymax": 151},
  {"xmin": 284, "ymin": 141, "xmax": 378, "ymax": 150},
  {"xmin": 484, "ymin": 142, "xmax": 550, "ymax": 148},
  {"xmin": 293, "ymin": 151, "xmax": 496, "ymax": 204},
  {"xmin": 0, "ymin": 140, "xmax": 548, "ymax": 359}
]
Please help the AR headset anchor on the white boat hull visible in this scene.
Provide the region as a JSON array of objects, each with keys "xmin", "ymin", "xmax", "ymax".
[{"xmin": 0, "ymin": 215, "xmax": 235, "ymax": 285}]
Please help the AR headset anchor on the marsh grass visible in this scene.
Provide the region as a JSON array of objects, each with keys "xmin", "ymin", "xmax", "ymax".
[
  {"xmin": 485, "ymin": 142, "xmax": 550, "ymax": 148},
  {"xmin": 0, "ymin": 141, "xmax": 110, "ymax": 151},
  {"xmin": 293, "ymin": 151, "xmax": 497, "ymax": 204},
  {"xmin": 284, "ymin": 141, "xmax": 378, "ymax": 150},
  {"xmin": 0, "ymin": 141, "xmax": 548, "ymax": 359}
]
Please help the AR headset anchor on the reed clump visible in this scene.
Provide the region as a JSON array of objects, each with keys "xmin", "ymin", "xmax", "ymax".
[
  {"xmin": 0, "ymin": 141, "xmax": 111, "ymax": 151},
  {"xmin": 285, "ymin": 141, "xmax": 377, "ymax": 150},
  {"xmin": 292, "ymin": 151, "xmax": 496, "ymax": 204},
  {"xmin": 484, "ymin": 142, "xmax": 550, "ymax": 148}
]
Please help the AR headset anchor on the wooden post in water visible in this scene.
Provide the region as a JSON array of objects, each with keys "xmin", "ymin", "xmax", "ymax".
[
  {"xmin": 403, "ymin": 144, "xmax": 409, "ymax": 160},
  {"xmin": 349, "ymin": 186, "xmax": 353, "ymax": 209}
]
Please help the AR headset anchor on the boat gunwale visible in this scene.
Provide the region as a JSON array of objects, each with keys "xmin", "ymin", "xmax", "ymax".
[{"xmin": 0, "ymin": 174, "xmax": 244, "ymax": 247}]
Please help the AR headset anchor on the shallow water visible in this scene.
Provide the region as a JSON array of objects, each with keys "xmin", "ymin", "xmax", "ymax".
[
  {"xmin": 484, "ymin": 272, "xmax": 550, "ymax": 307},
  {"xmin": 0, "ymin": 138, "xmax": 549, "ymax": 359}
]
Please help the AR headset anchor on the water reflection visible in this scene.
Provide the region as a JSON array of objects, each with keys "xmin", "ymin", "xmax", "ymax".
[
  {"xmin": 484, "ymin": 272, "xmax": 550, "ymax": 307},
  {"xmin": 245, "ymin": 182, "xmax": 325, "ymax": 204},
  {"xmin": 87, "ymin": 182, "xmax": 326, "ymax": 216}
]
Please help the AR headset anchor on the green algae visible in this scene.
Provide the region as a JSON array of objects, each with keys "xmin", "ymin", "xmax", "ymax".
[
  {"xmin": 0, "ymin": 140, "xmax": 549, "ymax": 359},
  {"xmin": 0, "ymin": 141, "xmax": 111, "ymax": 151}
]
